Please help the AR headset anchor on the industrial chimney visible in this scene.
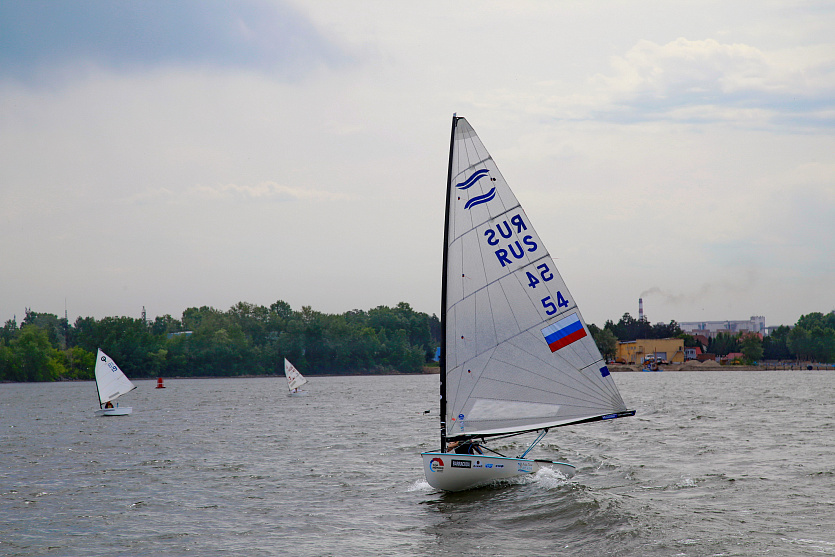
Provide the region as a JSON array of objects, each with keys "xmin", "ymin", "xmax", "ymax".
[{"xmin": 639, "ymin": 298, "xmax": 644, "ymax": 321}]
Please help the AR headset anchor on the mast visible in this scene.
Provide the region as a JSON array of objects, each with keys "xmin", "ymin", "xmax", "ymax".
[
  {"xmin": 94, "ymin": 348, "xmax": 103, "ymax": 409},
  {"xmin": 440, "ymin": 114, "xmax": 459, "ymax": 452}
]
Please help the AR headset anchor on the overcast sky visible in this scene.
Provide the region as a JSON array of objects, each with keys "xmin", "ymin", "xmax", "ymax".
[{"xmin": 2, "ymin": 0, "xmax": 834, "ymax": 329}]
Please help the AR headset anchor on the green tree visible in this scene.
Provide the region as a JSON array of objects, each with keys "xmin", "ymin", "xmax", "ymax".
[
  {"xmin": 604, "ymin": 313, "xmax": 652, "ymax": 341},
  {"xmin": 787, "ymin": 312, "xmax": 835, "ymax": 362},
  {"xmin": 589, "ymin": 323, "xmax": 618, "ymax": 361},
  {"xmin": 1, "ymin": 317, "xmax": 18, "ymax": 345},
  {"xmin": 763, "ymin": 325, "xmax": 793, "ymax": 360},
  {"xmin": 8, "ymin": 325, "xmax": 65, "ymax": 381},
  {"xmin": 60, "ymin": 346, "xmax": 95, "ymax": 380},
  {"xmin": 707, "ymin": 332, "xmax": 739, "ymax": 356},
  {"xmin": 739, "ymin": 333, "xmax": 764, "ymax": 364}
]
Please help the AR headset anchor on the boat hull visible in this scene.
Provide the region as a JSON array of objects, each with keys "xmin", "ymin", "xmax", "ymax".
[
  {"xmin": 95, "ymin": 407, "xmax": 132, "ymax": 416},
  {"xmin": 287, "ymin": 391, "xmax": 308, "ymax": 397},
  {"xmin": 421, "ymin": 452, "xmax": 575, "ymax": 492}
]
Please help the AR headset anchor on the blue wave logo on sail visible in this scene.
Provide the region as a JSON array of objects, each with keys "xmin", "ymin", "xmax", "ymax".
[
  {"xmin": 455, "ymin": 168, "xmax": 489, "ymax": 190},
  {"xmin": 464, "ymin": 187, "xmax": 496, "ymax": 210}
]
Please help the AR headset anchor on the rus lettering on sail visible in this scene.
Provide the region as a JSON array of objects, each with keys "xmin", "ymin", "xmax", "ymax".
[{"xmin": 483, "ymin": 213, "xmax": 538, "ymax": 267}]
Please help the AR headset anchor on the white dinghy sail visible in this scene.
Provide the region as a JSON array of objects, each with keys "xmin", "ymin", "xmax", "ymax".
[
  {"xmin": 94, "ymin": 349, "xmax": 136, "ymax": 416},
  {"xmin": 421, "ymin": 116, "xmax": 635, "ymax": 491},
  {"xmin": 284, "ymin": 358, "xmax": 308, "ymax": 396}
]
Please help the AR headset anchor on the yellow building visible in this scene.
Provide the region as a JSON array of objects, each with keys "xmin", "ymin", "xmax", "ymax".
[{"xmin": 616, "ymin": 338, "xmax": 685, "ymax": 364}]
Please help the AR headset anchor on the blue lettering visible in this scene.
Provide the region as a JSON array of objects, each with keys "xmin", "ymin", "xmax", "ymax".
[
  {"xmin": 508, "ymin": 241, "xmax": 524, "ymax": 259},
  {"xmin": 510, "ymin": 214, "xmax": 527, "ymax": 233},
  {"xmin": 497, "ymin": 221, "xmax": 512, "ymax": 239},
  {"xmin": 495, "ymin": 249, "xmax": 511, "ymax": 266},
  {"xmin": 484, "ymin": 228, "xmax": 498, "ymax": 246},
  {"xmin": 522, "ymin": 235, "xmax": 537, "ymax": 252}
]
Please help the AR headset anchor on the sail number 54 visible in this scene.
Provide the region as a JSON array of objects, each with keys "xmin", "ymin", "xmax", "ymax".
[{"xmin": 526, "ymin": 263, "xmax": 569, "ymax": 315}]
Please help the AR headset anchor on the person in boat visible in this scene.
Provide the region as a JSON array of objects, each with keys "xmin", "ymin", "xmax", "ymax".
[
  {"xmin": 104, "ymin": 401, "xmax": 114, "ymax": 409},
  {"xmin": 447, "ymin": 440, "xmax": 483, "ymax": 455}
]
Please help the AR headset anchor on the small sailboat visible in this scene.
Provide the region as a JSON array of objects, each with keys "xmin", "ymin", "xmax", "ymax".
[
  {"xmin": 94, "ymin": 349, "xmax": 136, "ymax": 416},
  {"xmin": 421, "ymin": 116, "xmax": 635, "ymax": 491},
  {"xmin": 284, "ymin": 358, "xmax": 308, "ymax": 396}
]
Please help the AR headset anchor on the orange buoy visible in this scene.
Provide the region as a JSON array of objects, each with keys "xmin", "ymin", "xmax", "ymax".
[{"xmin": 156, "ymin": 377, "xmax": 165, "ymax": 389}]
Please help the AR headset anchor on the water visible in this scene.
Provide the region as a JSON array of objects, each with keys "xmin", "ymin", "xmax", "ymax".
[{"xmin": 2, "ymin": 370, "xmax": 834, "ymax": 556}]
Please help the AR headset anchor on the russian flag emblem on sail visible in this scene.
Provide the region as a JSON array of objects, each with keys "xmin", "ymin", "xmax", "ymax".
[{"xmin": 541, "ymin": 313, "xmax": 587, "ymax": 352}]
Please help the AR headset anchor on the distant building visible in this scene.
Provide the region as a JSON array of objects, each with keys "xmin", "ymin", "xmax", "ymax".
[
  {"xmin": 616, "ymin": 338, "xmax": 685, "ymax": 365},
  {"xmin": 678, "ymin": 316, "xmax": 766, "ymax": 336}
]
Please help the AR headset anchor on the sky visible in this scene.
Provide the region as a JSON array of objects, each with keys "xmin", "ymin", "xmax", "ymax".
[{"xmin": 1, "ymin": 0, "xmax": 834, "ymax": 330}]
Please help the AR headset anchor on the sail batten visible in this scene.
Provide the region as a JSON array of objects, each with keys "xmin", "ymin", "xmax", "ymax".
[{"xmin": 442, "ymin": 118, "xmax": 630, "ymax": 440}]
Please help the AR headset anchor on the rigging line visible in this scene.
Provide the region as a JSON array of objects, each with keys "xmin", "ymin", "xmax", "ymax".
[{"xmin": 520, "ymin": 429, "xmax": 549, "ymax": 458}]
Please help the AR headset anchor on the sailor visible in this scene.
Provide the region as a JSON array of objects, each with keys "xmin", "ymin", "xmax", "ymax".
[
  {"xmin": 448, "ymin": 440, "xmax": 483, "ymax": 455},
  {"xmin": 104, "ymin": 401, "xmax": 114, "ymax": 409}
]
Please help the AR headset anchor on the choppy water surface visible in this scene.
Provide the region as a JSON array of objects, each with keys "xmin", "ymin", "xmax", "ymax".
[{"xmin": 2, "ymin": 370, "xmax": 834, "ymax": 556}]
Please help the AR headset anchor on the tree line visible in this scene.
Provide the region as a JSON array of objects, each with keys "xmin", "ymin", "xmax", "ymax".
[
  {"xmin": 588, "ymin": 311, "xmax": 835, "ymax": 365},
  {"xmin": 0, "ymin": 301, "xmax": 440, "ymax": 382},
  {"xmin": 3, "ymin": 301, "xmax": 833, "ymax": 382}
]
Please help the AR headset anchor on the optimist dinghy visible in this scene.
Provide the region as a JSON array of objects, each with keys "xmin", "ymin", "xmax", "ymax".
[
  {"xmin": 421, "ymin": 116, "xmax": 635, "ymax": 491},
  {"xmin": 284, "ymin": 358, "xmax": 309, "ymax": 396},
  {"xmin": 94, "ymin": 349, "xmax": 136, "ymax": 416}
]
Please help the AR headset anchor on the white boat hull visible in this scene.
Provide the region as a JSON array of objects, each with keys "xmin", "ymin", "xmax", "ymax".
[
  {"xmin": 421, "ymin": 452, "xmax": 575, "ymax": 492},
  {"xmin": 95, "ymin": 407, "xmax": 132, "ymax": 416}
]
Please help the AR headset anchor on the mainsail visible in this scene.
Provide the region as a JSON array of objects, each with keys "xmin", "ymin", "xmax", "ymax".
[
  {"xmin": 95, "ymin": 349, "xmax": 136, "ymax": 405},
  {"xmin": 442, "ymin": 117, "xmax": 629, "ymax": 441},
  {"xmin": 284, "ymin": 359, "xmax": 308, "ymax": 391}
]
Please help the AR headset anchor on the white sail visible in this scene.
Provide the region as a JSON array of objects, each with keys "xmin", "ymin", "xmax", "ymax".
[
  {"xmin": 444, "ymin": 117, "xmax": 629, "ymax": 438},
  {"xmin": 94, "ymin": 349, "xmax": 136, "ymax": 405},
  {"xmin": 284, "ymin": 358, "xmax": 308, "ymax": 391}
]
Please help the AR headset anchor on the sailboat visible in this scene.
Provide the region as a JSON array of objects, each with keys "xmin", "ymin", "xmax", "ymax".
[
  {"xmin": 284, "ymin": 358, "xmax": 308, "ymax": 396},
  {"xmin": 94, "ymin": 349, "xmax": 136, "ymax": 416},
  {"xmin": 421, "ymin": 116, "xmax": 635, "ymax": 491}
]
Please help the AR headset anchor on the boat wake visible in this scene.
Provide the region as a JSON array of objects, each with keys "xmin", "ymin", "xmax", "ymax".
[
  {"xmin": 406, "ymin": 479, "xmax": 434, "ymax": 492},
  {"xmin": 519, "ymin": 466, "xmax": 573, "ymax": 489}
]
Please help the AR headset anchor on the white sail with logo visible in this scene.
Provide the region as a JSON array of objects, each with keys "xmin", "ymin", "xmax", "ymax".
[
  {"xmin": 422, "ymin": 116, "xmax": 633, "ymax": 491},
  {"xmin": 444, "ymin": 117, "xmax": 628, "ymax": 437},
  {"xmin": 94, "ymin": 348, "xmax": 136, "ymax": 416},
  {"xmin": 284, "ymin": 358, "xmax": 308, "ymax": 395}
]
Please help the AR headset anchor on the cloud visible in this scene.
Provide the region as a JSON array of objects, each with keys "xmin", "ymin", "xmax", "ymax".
[
  {"xmin": 640, "ymin": 268, "xmax": 759, "ymax": 306},
  {"xmin": 0, "ymin": 0, "xmax": 352, "ymax": 82},
  {"xmin": 186, "ymin": 181, "xmax": 351, "ymax": 202},
  {"xmin": 588, "ymin": 38, "xmax": 835, "ymax": 127},
  {"xmin": 118, "ymin": 182, "xmax": 351, "ymax": 206}
]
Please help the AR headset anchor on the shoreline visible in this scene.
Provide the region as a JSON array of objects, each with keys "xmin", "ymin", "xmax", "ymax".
[
  {"xmin": 607, "ymin": 362, "xmax": 834, "ymax": 372},
  {"xmin": 5, "ymin": 364, "xmax": 834, "ymax": 385}
]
